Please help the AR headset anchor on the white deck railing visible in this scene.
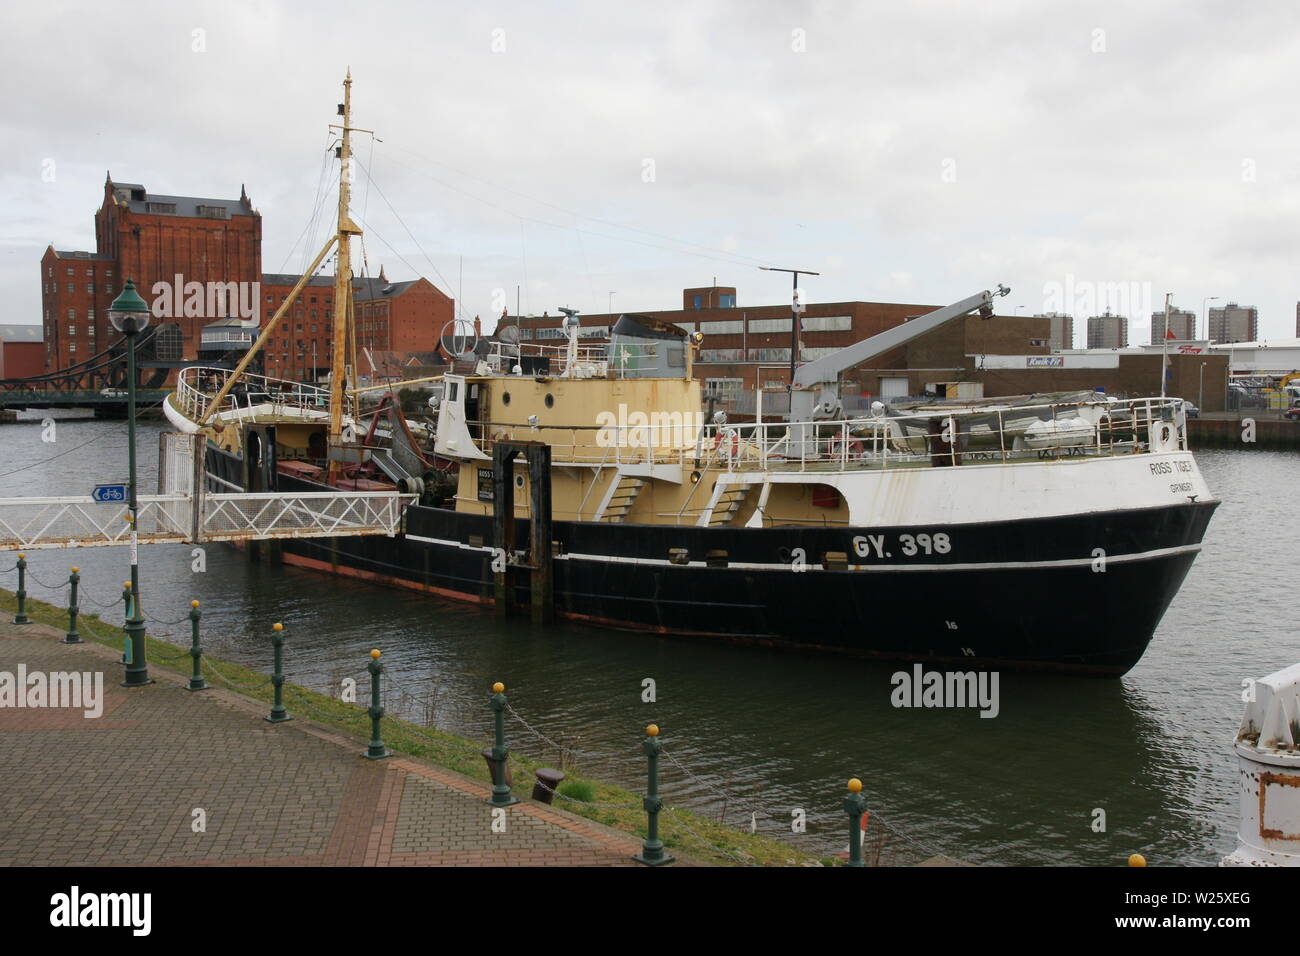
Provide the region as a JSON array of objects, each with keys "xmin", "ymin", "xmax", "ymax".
[
  {"xmin": 173, "ymin": 366, "xmax": 333, "ymax": 423},
  {"xmin": 468, "ymin": 396, "xmax": 1190, "ymax": 473}
]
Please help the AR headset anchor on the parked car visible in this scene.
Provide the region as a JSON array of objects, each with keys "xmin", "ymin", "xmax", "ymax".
[{"xmin": 1285, "ymin": 405, "xmax": 1300, "ymax": 421}]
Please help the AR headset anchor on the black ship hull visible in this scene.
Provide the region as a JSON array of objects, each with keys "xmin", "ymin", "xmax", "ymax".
[{"xmin": 207, "ymin": 444, "xmax": 1216, "ymax": 676}]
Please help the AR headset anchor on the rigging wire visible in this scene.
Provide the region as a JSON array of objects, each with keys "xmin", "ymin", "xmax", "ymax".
[
  {"xmin": 351, "ymin": 157, "xmax": 464, "ymax": 321},
  {"xmin": 276, "ymin": 131, "xmax": 335, "ymax": 276}
]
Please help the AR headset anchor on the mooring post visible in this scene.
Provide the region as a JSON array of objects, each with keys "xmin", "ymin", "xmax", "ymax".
[
  {"xmin": 528, "ymin": 443, "xmax": 554, "ymax": 626},
  {"xmin": 186, "ymin": 600, "xmax": 206, "ymax": 691},
  {"xmin": 844, "ymin": 778, "xmax": 868, "ymax": 868},
  {"xmin": 363, "ymin": 649, "xmax": 390, "ymax": 759},
  {"xmin": 14, "ymin": 553, "xmax": 30, "ymax": 625},
  {"xmin": 63, "ymin": 567, "xmax": 82, "ymax": 644},
  {"xmin": 485, "ymin": 681, "xmax": 519, "ymax": 807},
  {"xmin": 633, "ymin": 724, "xmax": 674, "ymax": 866},
  {"xmin": 492, "ymin": 444, "xmax": 517, "ymax": 617},
  {"xmin": 265, "ymin": 622, "xmax": 290, "ymax": 723}
]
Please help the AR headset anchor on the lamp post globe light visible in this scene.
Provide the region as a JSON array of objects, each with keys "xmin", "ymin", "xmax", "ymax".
[{"xmin": 108, "ymin": 277, "xmax": 152, "ymax": 687}]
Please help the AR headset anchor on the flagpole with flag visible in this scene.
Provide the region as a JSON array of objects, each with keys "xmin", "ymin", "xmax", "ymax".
[{"xmin": 1160, "ymin": 292, "xmax": 1173, "ymax": 399}]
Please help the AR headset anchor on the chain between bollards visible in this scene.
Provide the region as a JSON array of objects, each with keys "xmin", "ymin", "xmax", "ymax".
[
  {"xmin": 186, "ymin": 600, "xmax": 207, "ymax": 691},
  {"xmin": 265, "ymin": 622, "xmax": 290, "ymax": 723},
  {"xmin": 843, "ymin": 778, "xmax": 868, "ymax": 868},
  {"xmin": 485, "ymin": 682, "xmax": 519, "ymax": 807},
  {"xmin": 62, "ymin": 567, "xmax": 82, "ymax": 644},
  {"xmin": 14, "ymin": 554, "xmax": 30, "ymax": 625},
  {"xmin": 633, "ymin": 724, "xmax": 675, "ymax": 866},
  {"xmin": 363, "ymin": 649, "xmax": 390, "ymax": 759}
]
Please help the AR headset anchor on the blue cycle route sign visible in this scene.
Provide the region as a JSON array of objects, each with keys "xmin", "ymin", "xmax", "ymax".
[{"xmin": 92, "ymin": 484, "xmax": 128, "ymax": 503}]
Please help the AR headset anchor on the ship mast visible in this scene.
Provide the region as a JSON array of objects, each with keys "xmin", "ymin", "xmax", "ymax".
[{"xmin": 327, "ymin": 69, "xmax": 363, "ymax": 482}]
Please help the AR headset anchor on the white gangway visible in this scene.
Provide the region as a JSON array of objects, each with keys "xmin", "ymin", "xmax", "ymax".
[{"xmin": 0, "ymin": 433, "xmax": 414, "ymax": 551}]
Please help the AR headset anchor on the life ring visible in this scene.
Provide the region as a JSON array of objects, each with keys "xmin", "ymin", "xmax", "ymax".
[
  {"xmin": 1149, "ymin": 420, "xmax": 1176, "ymax": 451},
  {"xmin": 713, "ymin": 428, "xmax": 740, "ymax": 459}
]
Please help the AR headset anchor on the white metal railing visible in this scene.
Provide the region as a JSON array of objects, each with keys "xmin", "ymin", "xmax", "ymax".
[
  {"xmin": 484, "ymin": 340, "xmax": 609, "ymax": 379},
  {"xmin": 466, "ymin": 396, "xmax": 1189, "ymax": 474},
  {"xmin": 173, "ymin": 366, "xmax": 333, "ymax": 423},
  {"xmin": 199, "ymin": 492, "xmax": 414, "ymax": 541},
  {"xmin": 0, "ymin": 495, "xmax": 192, "ymax": 550},
  {"xmin": 0, "ymin": 489, "xmax": 414, "ymax": 550}
]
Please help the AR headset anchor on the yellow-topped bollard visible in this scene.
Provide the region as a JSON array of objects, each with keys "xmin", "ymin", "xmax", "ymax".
[
  {"xmin": 484, "ymin": 681, "xmax": 516, "ymax": 804},
  {"xmin": 266, "ymin": 622, "xmax": 289, "ymax": 723},
  {"xmin": 123, "ymin": 581, "xmax": 131, "ymax": 590},
  {"xmin": 364, "ymin": 647, "xmax": 390, "ymax": 759},
  {"xmin": 186, "ymin": 597, "xmax": 206, "ymax": 692},
  {"xmin": 63, "ymin": 564, "xmax": 82, "ymax": 644},
  {"xmin": 843, "ymin": 777, "xmax": 869, "ymax": 867},
  {"xmin": 633, "ymin": 722, "xmax": 672, "ymax": 866},
  {"xmin": 1128, "ymin": 853, "xmax": 1147, "ymax": 867}
]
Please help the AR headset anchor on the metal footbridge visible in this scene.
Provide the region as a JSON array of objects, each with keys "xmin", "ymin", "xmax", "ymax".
[{"xmin": 0, "ymin": 434, "xmax": 413, "ymax": 551}]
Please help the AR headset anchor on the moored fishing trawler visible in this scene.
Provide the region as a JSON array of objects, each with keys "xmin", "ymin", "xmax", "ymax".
[{"xmin": 164, "ymin": 74, "xmax": 1218, "ymax": 675}]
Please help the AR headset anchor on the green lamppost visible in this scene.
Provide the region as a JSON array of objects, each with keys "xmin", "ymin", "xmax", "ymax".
[{"xmin": 108, "ymin": 278, "xmax": 152, "ymax": 687}]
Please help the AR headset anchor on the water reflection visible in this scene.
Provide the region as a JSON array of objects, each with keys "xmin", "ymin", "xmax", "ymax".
[{"xmin": 2, "ymin": 413, "xmax": 1293, "ymax": 864}]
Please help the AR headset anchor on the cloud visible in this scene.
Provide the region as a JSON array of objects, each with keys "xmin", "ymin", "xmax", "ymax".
[{"xmin": 2, "ymin": 0, "xmax": 1298, "ymax": 339}]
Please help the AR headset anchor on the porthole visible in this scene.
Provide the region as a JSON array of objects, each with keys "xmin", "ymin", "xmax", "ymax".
[
  {"xmin": 514, "ymin": 474, "xmax": 526, "ymax": 490},
  {"xmin": 545, "ymin": 393, "xmax": 555, "ymax": 408},
  {"xmin": 502, "ymin": 392, "xmax": 511, "ymax": 405}
]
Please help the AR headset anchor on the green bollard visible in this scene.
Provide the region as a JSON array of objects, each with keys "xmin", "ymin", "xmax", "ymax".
[
  {"xmin": 843, "ymin": 778, "xmax": 868, "ymax": 868},
  {"xmin": 265, "ymin": 622, "xmax": 290, "ymax": 723},
  {"xmin": 186, "ymin": 600, "xmax": 206, "ymax": 691},
  {"xmin": 14, "ymin": 553, "xmax": 30, "ymax": 625},
  {"xmin": 633, "ymin": 724, "xmax": 674, "ymax": 866},
  {"xmin": 485, "ymin": 682, "xmax": 519, "ymax": 807},
  {"xmin": 363, "ymin": 649, "xmax": 391, "ymax": 759},
  {"xmin": 63, "ymin": 567, "xmax": 82, "ymax": 644}
]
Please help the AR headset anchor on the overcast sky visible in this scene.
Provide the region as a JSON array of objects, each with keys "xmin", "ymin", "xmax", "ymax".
[{"xmin": 4, "ymin": 0, "xmax": 1299, "ymax": 347}]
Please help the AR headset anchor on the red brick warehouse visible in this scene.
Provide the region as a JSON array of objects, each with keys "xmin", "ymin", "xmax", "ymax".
[{"xmin": 41, "ymin": 174, "xmax": 262, "ymax": 371}]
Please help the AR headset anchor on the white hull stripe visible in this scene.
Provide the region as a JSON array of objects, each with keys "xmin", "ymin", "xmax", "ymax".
[{"xmin": 404, "ymin": 534, "xmax": 1201, "ymax": 572}]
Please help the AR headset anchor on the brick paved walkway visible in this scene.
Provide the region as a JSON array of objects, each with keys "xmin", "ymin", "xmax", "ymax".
[{"xmin": 0, "ymin": 620, "xmax": 650, "ymax": 866}]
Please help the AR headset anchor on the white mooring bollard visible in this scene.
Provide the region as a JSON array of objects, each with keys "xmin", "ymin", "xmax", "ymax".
[{"xmin": 1222, "ymin": 661, "xmax": 1300, "ymax": 866}]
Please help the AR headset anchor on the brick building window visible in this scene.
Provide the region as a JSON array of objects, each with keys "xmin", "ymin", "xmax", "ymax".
[
  {"xmin": 67, "ymin": 283, "xmax": 74, "ymax": 294},
  {"xmin": 67, "ymin": 309, "xmax": 75, "ymax": 322},
  {"xmin": 68, "ymin": 325, "xmax": 76, "ymax": 336},
  {"xmin": 68, "ymin": 342, "xmax": 76, "ymax": 353},
  {"xmin": 87, "ymin": 283, "xmax": 94, "ymax": 294}
]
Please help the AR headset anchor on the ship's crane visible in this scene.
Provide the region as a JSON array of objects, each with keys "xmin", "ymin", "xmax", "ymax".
[
  {"xmin": 785, "ymin": 284, "xmax": 1009, "ymax": 453},
  {"xmin": 790, "ymin": 284, "xmax": 1010, "ymax": 423}
]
